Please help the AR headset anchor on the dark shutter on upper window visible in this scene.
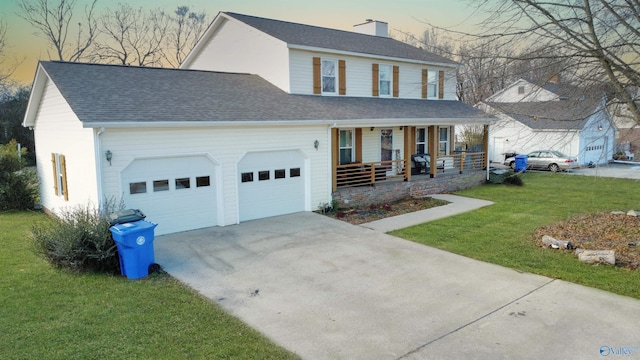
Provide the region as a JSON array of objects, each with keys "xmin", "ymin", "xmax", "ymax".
[
  {"xmin": 372, "ymin": 63, "xmax": 379, "ymax": 97},
  {"xmin": 393, "ymin": 65, "xmax": 399, "ymax": 97},
  {"xmin": 438, "ymin": 70, "xmax": 445, "ymax": 99},
  {"xmin": 313, "ymin": 57, "xmax": 321, "ymax": 94},
  {"xmin": 338, "ymin": 60, "xmax": 346, "ymax": 95},
  {"xmin": 422, "ymin": 69, "xmax": 428, "ymax": 99}
]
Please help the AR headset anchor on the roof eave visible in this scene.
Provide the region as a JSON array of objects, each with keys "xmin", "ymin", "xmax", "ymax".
[
  {"xmin": 22, "ymin": 63, "xmax": 49, "ymax": 128},
  {"xmin": 288, "ymin": 44, "xmax": 461, "ymax": 68}
]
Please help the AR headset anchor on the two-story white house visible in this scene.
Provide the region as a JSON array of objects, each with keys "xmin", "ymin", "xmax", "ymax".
[
  {"xmin": 23, "ymin": 12, "xmax": 493, "ymax": 235},
  {"xmin": 480, "ymin": 78, "xmax": 616, "ymax": 166}
]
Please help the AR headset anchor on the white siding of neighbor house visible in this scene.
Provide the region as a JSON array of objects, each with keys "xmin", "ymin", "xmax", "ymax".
[
  {"xmin": 489, "ymin": 112, "xmax": 581, "ymax": 162},
  {"xmin": 289, "ymin": 49, "xmax": 458, "ymax": 100},
  {"xmin": 488, "ymin": 79, "xmax": 558, "ymax": 103},
  {"xmin": 99, "ymin": 125, "xmax": 331, "ymax": 226},
  {"xmin": 185, "ymin": 17, "xmax": 291, "ymax": 92},
  {"xmin": 32, "ymin": 79, "xmax": 99, "ymax": 213}
]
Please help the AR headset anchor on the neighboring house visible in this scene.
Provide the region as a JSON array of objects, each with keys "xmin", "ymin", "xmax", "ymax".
[
  {"xmin": 608, "ymin": 86, "xmax": 640, "ymax": 158},
  {"xmin": 23, "ymin": 12, "xmax": 492, "ymax": 235},
  {"xmin": 480, "ymin": 78, "xmax": 616, "ymax": 166}
]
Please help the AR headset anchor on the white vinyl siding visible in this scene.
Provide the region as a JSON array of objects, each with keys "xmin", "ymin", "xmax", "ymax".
[
  {"xmin": 32, "ymin": 79, "xmax": 99, "ymax": 213},
  {"xmin": 184, "ymin": 17, "xmax": 292, "ymax": 92},
  {"xmin": 289, "ymin": 49, "xmax": 457, "ymax": 99},
  {"xmin": 100, "ymin": 125, "xmax": 329, "ymax": 227}
]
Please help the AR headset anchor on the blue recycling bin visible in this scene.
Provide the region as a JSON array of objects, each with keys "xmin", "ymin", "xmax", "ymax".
[
  {"xmin": 109, "ymin": 220, "xmax": 157, "ymax": 280},
  {"xmin": 515, "ymin": 154, "xmax": 528, "ymax": 172}
]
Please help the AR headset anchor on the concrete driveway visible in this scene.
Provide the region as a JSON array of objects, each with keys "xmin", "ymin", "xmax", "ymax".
[{"xmin": 155, "ymin": 212, "xmax": 640, "ymax": 360}]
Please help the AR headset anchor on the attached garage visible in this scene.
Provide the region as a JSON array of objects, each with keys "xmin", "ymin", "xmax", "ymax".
[
  {"xmin": 238, "ymin": 150, "xmax": 307, "ymax": 221},
  {"xmin": 122, "ymin": 155, "xmax": 219, "ymax": 235}
]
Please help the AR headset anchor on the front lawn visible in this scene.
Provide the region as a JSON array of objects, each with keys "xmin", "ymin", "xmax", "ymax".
[
  {"xmin": 391, "ymin": 172, "xmax": 640, "ymax": 299},
  {"xmin": 0, "ymin": 211, "xmax": 298, "ymax": 360}
]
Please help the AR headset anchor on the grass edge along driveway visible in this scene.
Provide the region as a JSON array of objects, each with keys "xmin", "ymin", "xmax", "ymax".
[
  {"xmin": 0, "ymin": 211, "xmax": 299, "ymax": 360},
  {"xmin": 392, "ymin": 172, "xmax": 640, "ymax": 300}
]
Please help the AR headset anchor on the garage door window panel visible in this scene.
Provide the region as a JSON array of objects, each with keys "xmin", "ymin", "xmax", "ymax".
[
  {"xmin": 259, "ymin": 171, "xmax": 270, "ymax": 181},
  {"xmin": 275, "ymin": 169, "xmax": 286, "ymax": 179},
  {"xmin": 130, "ymin": 182, "xmax": 147, "ymax": 194},
  {"xmin": 241, "ymin": 172, "xmax": 254, "ymax": 183},
  {"xmin": 175, "ymin": 178, "xmax": 190, "ymax": 189},
  {"xmin": 290, "ymin": 168, "xmax": 301, "ymax": 177},
  {"xmin": 196, "ymin": 176, "xmax": 211, "ymax": 187},
  {"xmin": 153, "ymin": 180, "xmax": 169, "ymax": 192}
]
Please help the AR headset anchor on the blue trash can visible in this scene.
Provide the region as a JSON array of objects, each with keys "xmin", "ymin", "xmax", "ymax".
[
  {"xmin": 515, "ymin": 154, "xmax": 528, "ymax": 172},
  {"xmin": 109, "ymin": 220, "xmax": 157, "ymax": 280}
]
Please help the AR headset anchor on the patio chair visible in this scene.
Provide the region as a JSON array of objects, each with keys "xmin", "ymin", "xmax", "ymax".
[{"xmin": 625, "ymin": 150, "xmax": 635, "ymax": 161}]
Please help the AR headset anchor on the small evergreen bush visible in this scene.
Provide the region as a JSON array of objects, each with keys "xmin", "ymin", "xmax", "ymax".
[
  {"xmin": 31, "ymin": 201, "xmax": 123, "ymax": 274},
  {"xmin": 0, "ymin": 140, "xmax": 38, "ymax": 210}
]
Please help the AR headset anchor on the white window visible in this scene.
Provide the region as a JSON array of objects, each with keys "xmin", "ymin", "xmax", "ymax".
[
  {"xmin": 439, "ymin": 127, "xmax": 450, "ymax": 155},
  {"xmin": 339, "ymin": 129, "xmax": 354, "ymax": 164},
  {"xmin": 322, "ymin": 59, "xmax": 337, "ymax": 94},
  {"xmin": 379, "ymin": 65, "xmax": 392, "ymax": 96},
  {"xmin": 416, "ymin": 128, "xmax": 427, "ymax": 154},
  {"xmin": 427, "ymin": 70, "xmax": 438, "ymax": 99}
]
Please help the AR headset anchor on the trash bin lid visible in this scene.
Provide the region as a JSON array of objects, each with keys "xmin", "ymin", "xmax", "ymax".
[
  {"xmin": 515, "ymin": 154, "xmax": 528, "ymax": 159},
  {"xmin": 108, "ymin": 209, "xmax": 146, "ymax": 225},
  {"xmin": 109, "ymin": 220, "xmax": 157, "ymax": 235}
]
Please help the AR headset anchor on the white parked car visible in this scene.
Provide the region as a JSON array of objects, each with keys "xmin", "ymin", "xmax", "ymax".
[{"xmin": 504, "ymin": 150, "xmax": 579, "ymax": 172}]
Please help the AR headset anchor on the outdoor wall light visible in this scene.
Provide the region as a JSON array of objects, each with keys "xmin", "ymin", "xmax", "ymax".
[
  {"xmin": 598, "ymin": 124, "xmax": 603, "ymax": 131},
  {"xmin": 105, "ymin": 150, "xmax": 112, "ymax": 165},
  {"xmin": 370, "ymin": 127, "xmax": 375, "ymax": 131},
  {"xmin": 314, "ymin": 140, "xmax": 319, "ymax": 150}
]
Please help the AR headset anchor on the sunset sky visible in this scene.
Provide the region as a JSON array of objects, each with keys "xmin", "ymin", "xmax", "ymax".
[{"xmin": 0, "ymin": 0, "xmax": 479, "ymax": 85}]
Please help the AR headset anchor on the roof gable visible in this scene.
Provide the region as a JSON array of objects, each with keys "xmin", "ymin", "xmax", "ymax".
[
  {"xmin": 184, "ymin": 12, "xmax": 459, "ymax": 68},
  {"xmin": 485, "ymin": 100, "xmax": 604, "ymax": 130}
]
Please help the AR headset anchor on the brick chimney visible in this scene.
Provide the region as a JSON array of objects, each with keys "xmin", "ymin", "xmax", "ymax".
[{"xmin": 353, "ymin": 19, "xmax": 388, "ymax": 37}]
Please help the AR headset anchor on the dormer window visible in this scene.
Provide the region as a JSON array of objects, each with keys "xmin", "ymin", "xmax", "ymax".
[{"xmin": 322, "ymin": 59, "xmax": 337, "ymax": 94}]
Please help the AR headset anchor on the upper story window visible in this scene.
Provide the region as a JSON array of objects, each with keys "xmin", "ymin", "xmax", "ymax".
[
  {"xmin": 427, "ymin": 70, "xmax": 438, "ymax": 99},
  {"xmin": 322, "ymin": 59, "xmax": 337, "ymax": 94},
  {"xmin": 379, "ymin": 65, "xmax": 392, "ymax": 96}
]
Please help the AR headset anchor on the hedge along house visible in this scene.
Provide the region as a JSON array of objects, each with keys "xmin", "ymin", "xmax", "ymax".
[{"xmin": 23, "ymin": 12, "xmax": 493, "ymax": 235}]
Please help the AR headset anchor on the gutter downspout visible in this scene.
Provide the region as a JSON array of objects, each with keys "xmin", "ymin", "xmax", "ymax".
[{"xmin": 95, "ymin": 127, "xmax": 105, "ymax": 214}]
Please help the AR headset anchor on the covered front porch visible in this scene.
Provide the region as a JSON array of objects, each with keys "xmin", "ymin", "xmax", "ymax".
[{"xmin": 331, "ymin": 124, "xmax": 490, "ymax": 191}]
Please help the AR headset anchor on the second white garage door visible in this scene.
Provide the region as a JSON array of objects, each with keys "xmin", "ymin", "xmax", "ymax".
[
  {"xmin": 238, "ymin": 150, "xmax": 307, "ymax": 222},
  {"xmin": 121, "ymin": 155, "xmax": 218, "ymax": 235}
]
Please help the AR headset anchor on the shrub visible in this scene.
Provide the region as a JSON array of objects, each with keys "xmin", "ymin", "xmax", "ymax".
[
  {"xmin": 0, "ymin": 139, "xmax": 38, "ymax": 210},
  {"xmin": 31, "ymin": 201, "xmax": 123, "ymax": 274}
]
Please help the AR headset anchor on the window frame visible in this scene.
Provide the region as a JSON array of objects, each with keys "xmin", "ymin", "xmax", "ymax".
[
  {"xmin": 378, "ymin": 64, "xmax": 392, "ymax": 97},
  {"xmin": 51, "ymin": 153, "xmax": 68, "ymax": 201},
  {"xmin": 416, "ymin": 128, "xmax": 428, "ymax": 154},
  {"xmin": 321, "ymin": 58, "xmax": 338, "ymax": 95},
  {"xmin": 427, "ymin": 70, "xmax": 438, "ymax": 99},
  {"xmin": 339, "ymin": 129, "xmax": 355, "ymax": 165},
  {"xmin": 438, "ymin": 127, "xmax": 450, "ymax": 155}
]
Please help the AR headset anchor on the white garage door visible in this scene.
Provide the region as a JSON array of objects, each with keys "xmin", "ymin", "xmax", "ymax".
[
  {"xmin": 238, "ymin": 150, "xmax": 306, "ymax": 222},
  {"xmin": 122, "ymin": 155, "xmax": 217, "ymax": 235},
  {"xmin": 583, "ymin": 137, "xmax": 606, "ymax": 165}
]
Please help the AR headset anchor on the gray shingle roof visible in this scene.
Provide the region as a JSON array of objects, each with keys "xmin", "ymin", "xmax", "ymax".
[
  {"xmin": 224, "ymin": 12, "xmax": 458, "ymax": 66},
  {"xmin": 485, "ymin": 100, "xmax": 602, "ymax": 130},
  {"xmin": 41, "ymin": 61, "xmax": 489, "ymax": 125}
]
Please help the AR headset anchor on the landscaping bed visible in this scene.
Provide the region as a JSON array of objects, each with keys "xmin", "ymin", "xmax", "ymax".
[
  {"xmin": 535, "ymin": 212, "xmax": 640, "ymax": 270},
  {"xmin": 325, "ymin": 197, "xmax": 449, "ymax": 225}
]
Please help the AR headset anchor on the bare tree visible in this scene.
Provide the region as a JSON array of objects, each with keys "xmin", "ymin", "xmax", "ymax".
[
  {"xmin": 0, "ymin": 20, "xmax": 16, "ymax": 87},
  {"xmin": 467, "ymin": 0, "xmax": 640, "ymax": 124},
  {"xmin": 163, "ymin": 6, "xmax": 208, "ymax": 67},
  {"xmin": 17, "ymin": 0, "xmax": 98, "ymax": 62},
  {"xmin": 94, "ymin": 4, "xmax": 169, "ymax": 66}
]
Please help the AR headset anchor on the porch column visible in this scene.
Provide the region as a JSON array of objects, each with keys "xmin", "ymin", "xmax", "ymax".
[
  {"xmin": 428, "ymin": 125, "xmax": 438, "ymax": 178},
  {"xmin": 404, "ymin": 127, "xmax": 415, "ymax": 181},
  {"xmin": 332, "ymin": 128, "xmax": 339, "ymax": 192},
  {"xmin": 483, "ymin": 124, "xmax": 489, "ymax": 168}
]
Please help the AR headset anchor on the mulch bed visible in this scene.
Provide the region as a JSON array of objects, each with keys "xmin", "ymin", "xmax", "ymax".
[
  {"xmin": 324, "ymin": 197, "xmax": 449, "ymax": 225},
  {"xmin": 534, "ymin": 213, "xmax": 640, "ymax": 269}
]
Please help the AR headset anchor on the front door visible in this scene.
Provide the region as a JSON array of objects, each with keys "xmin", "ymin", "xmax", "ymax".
[{"xmin": 381, "ymin": 129, "xmax": 393, "ymax": 170}]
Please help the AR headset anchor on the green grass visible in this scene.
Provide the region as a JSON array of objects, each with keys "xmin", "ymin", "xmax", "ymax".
[
  {"xmin": 392, "ymin": 172, "xmax": 640, "ymax": 299},
  {"xmin": 0, "ymin": 211, "xmax": 298, "ymax": 360}
]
